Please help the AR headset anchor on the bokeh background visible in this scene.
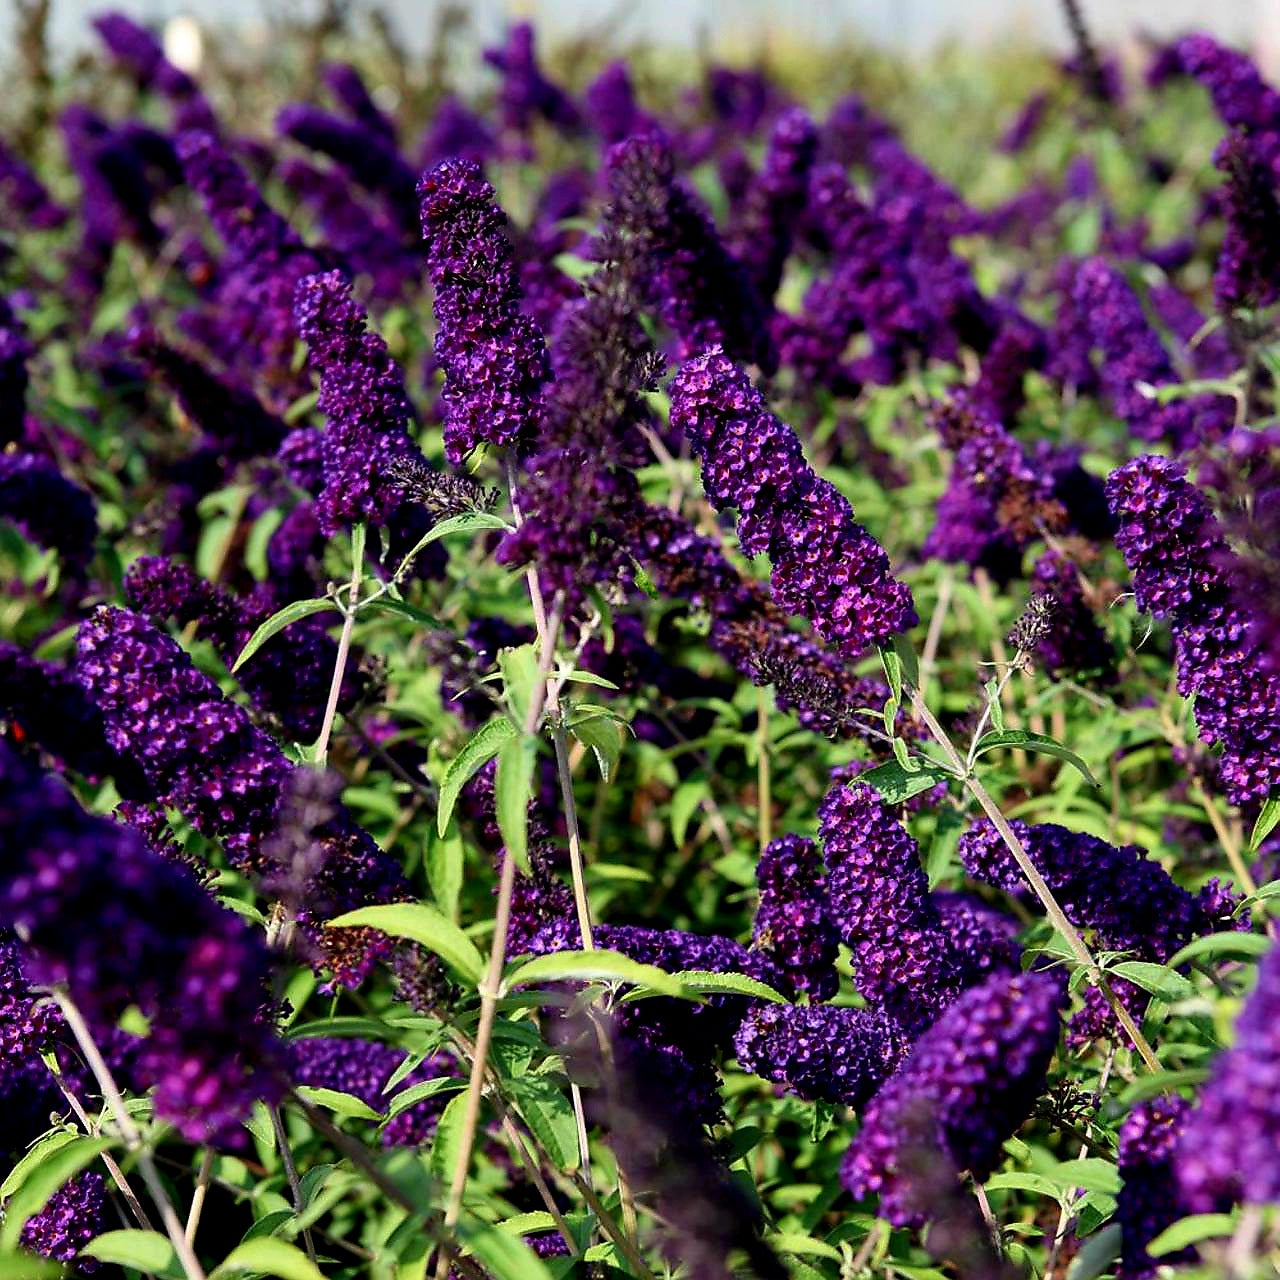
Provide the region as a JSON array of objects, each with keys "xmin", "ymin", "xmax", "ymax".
[{"xmin": 5, "ymin": 0, "xmax": 1280, "ymax": 66}]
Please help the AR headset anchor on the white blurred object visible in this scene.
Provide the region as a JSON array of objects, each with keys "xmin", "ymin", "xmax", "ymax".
[{"xmin": 163, "ymin": 15, "xmax": 204, "ymax": 75}]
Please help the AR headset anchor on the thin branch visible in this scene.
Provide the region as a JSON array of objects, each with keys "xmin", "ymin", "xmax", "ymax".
[
  {"xmin": 270, "ymin": 1104, "xmax": 317, "ymax": 1262},
  {"xmin": 51, "ymin": 990, "xmax": 208, "ymax": 1280},
  {"xmin": 906, "ymin": 682, "xmax": 1162, "ymax": 1072}
]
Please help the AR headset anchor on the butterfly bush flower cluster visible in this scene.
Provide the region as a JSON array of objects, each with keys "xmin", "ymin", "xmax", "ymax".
[
  {"xmin": 1107, "ymin": 455, "xmax": 1280, "ymax": 805},
  {"xmin": 671, "ymin": 346, "xmax": 917, "ymax": 658},
  {"xmin": 418, "ymin": 158, "xmax": 548, "ymax": 462},
  {"xmin": 74, "ymin": 607, "xmax": 410, "ymax": 982},
  {"xmin": 0, "ymin": 741, "xmax": 283, "ymax": 1143}
]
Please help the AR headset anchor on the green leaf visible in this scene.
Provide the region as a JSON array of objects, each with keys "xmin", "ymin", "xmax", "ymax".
[
  {"xmin": 984, "ymin": 677, "xmax": 1006, "ymax": 733},
  {"xmin": 505, "ymin": 949, "xmax": 692, "ymax": 998},
  {"xmin": 972, "ymin": 729, "xmax": 1100, "ymax": 786},
  {"xmin": 212, "ymin": 1237, "xmax": 328, "ymax": 1280},
  {"xmin": 461, "ymin": 1223, "xmax": 555, "ymax": 1280},
  {"xmin": 878, "ymin": 644, "xmax": 903, "ymax": 703},
  {"xmin": 984, "ymin": 1171, "xmax": 1065, "ymax": 1200},
  {"xmin": 327, "ymin": 903, "xmax": 485, "ymax": 985},
  {"xmin": 436, "ymin": 716, "xmax": 518, "ymax": 836},
  {"xmin": 669, "ymin": 969, "xmax": 788, "ymax": 1003},
  {"xmin": 426, "ymin": 827, "xmax": 464, "ymax": 922},
  {"xmin": 765, "ymin": 1233, "xmax": 842, "ymax": 1262},
  {"xmin": 1050, "ymin": 1158, "xmax": 1121, "ymax": 1196},
  {"xmin": 386, "ymin": 1076, "xmax": 467, "ymax": 1120},
  {"xmin": 81, "ymin": 1230, "xmax": 183, "ymax": 1278},
  {"xmin": 858, "ymin": 759, "xmax": 953, "ymax": 805},
  {"xmin": 1250, "ymin": 796, "xmax": 1280, "ymax": 852},
  {"xmin": 1066, "ymin": 1224, "xmax": 1122, "ymax": 1280},
  {"xmin": 294, "ymin": 1086, "xmax": 382, "ymax": 1121},
  {"xmin": 499, "ymin": 644, "xmax": 541, "ymax": 727},
  {"xmin": 670, "ymin": 778, "xmax": 706, "ymax": 846},
  {"xmin": 893, "ymin": 633, "xmax": 921, "ymax": 689},
  {"xmin": 1166, "ymin": 931, "xmax": 1271, "ymax": 970},
  {"xmin": 507, "ymin": 1073, "xmax": 580, "ymax": 1171},
  {"xmin": 555, "ymin": 669, "xmax": 619, "ymax": 690},
  {"xmin": 232, "ymin": 599, "xmax": 337, "ymax": 673},
  {"xmin": 0, "ymin": 1129, "xmax": 79, "ymax": 1199},
  {"xmin": 1146, "ymin": 1213, "xmax": 1237, "ymax": 1257},
  {"xmin": 393, "ymin": 512, "xmax": 512, "ymax": 580},
  {"xmin": 495, "ymin": 734, "xmax": 536, "ymax": 874},
  {"xmin": 362, "ymin": 595, "xmax": 438, "ymax": 628},
  {"xmin": 571, "ymin": 714, "xmax": 627, "ymax": 782},
  {"xmin": 245, "ymin": 1100, "xmax": 275, "ymax": 1148},
  {"xmin": 0, "ymin": 1135, "xmax": 110, "ymax": 1249},
  {"xmin": 429, "ymin": 1091, "xmax": 469, "ymax": 1184},
  {"xmin": 1110, "ymin": 961, "xmax": 1196, "ymax": 1003}
]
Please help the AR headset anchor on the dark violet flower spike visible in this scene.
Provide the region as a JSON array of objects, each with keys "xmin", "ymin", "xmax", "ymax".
[
  {"xmin": 1118, "ymin": 1096, "xmax": 1195, "ymax": 1278},
  {"xmin": 930, "ymin": 892, "xmax": 1023, "ymax": 980},
  {"xmin": 292, "ymin": 268, "xmax": 430, "ymax": 534},
  {"xmin": 483, "ymin": 21, "xmax": 582, "ymax": 142},
  {"xmin": 418, "ymin": 158, "xmax": 548, "ymax": 463},
  {"xmin": 126, "ymin": 327, "xmax": 288, "ymax": 463},
  {"xmin": 1163, "ymin": 33, "xmax": 1280, "ymax": 138},
  {"xmin": 20, "ymin": 1172, "xmax": 106, "ymax": 1264},
  {"xmin": 93, "ymin": 11, "xmax": 217, "ymax": 132},
  {"xmin": 733, "ymin": 1003, "xmax": 907, "ymax": 1107},
  {"xmin": 727, "ymin": 108, "xmax": 818, "ymax": 303},
  {"xmin": 0, "ymin": 741, "xmax": 283, "ymax": 1144},
  {"xmin": 1028, "ymin": 550, "xmax": 1115, "ymax": 681},
  {"xmin": 324, "ymin": 63, "xmax": 398, "ymax": 143},
  {"xmin": 177, "ymin": 130, "xmax": 325, "ymax": 402},
  {"xmin": 752, "ymin": 834, "xmax": 839, "ymax": 1000},
  {"xmin": 841, "ymin": 971, "xmax": 1064, "ymax": 1226},
  {"xmin": 74, "ymin": 607, "xmax": 410, "ymax": 984},
  {"xmin": 0, "ymin": 137, "xmax": 67, "ymax": 230},
  {"xmin": 277, "ymin": 104, "xmax": 418, "ymax": 235},
  {"xmin": 1107, "ymin": 455, "xmax": 1280, "ymax": 806},
  {"xmin": 1178, "ymin": 941, "xmax": 1280, "ymax": 1208},
  {"xmin": 1213, "ymin": 130, "xmax": 1280, "ymax": 315},
  {"xmin": 819, "ymin": 780, "xmax": 969, "ymax": 1030},
  {"xmin": 605, "ymin": 133, "xmax": 776, "ymax": 372},
  {"xmin": 418, "ymin": 96, "xmax": 495, "ymax": 170},
  {"xmin": 1071, "ymin": 258, "xmax": 1234, "ymax": 448},
  {"xmin": 584, "ymin": 62, "xmax": 658, "ymax": 144},
  {"xmin": 0, "ymin": 452, "xmax": 97, "ymax": 575},
  {"xmin": 670, "ymin": 347, "xmax": 916, "ymax": 657}
]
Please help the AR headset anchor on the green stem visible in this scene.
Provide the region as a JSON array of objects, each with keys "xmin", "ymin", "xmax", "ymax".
[
  {"xmin": 757, "ymin": 685, "xmax": 772, "ymax": 853},
  {"xmin": 435, "ymin": 604, "xmax": 564, "ymax": 1277},
  {"xmin": 313, "ymin": 526, "xmax": 365, "ymax": 769},
  {"xmin": 906, "ymin": 682, "xmax": 1161, "ymax": 1073},
  {"xmin": 52, "ymin": 989, "xmax": 208, "ymax": 1280}
]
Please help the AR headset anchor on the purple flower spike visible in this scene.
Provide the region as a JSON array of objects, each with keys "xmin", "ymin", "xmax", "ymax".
[
  {"xmin": 1118, "ymin": 1096, "xmax": 1194, "ymax": 1278},
  {"xmin": 288, "ymin": 1036, "xmax": 456, "ymax": 1147},
  {"xmin": 0, "ymin": 137, "xmax": 67, "ymax": 230},
  {"xmin": 727, "ymin": 108, "xmax": 818, "ymax": 302},
  {"xmin": 1178, "ymin": 942, "xmax": 1280, "ymax": 1208},
  {"xmin": 734, "ymin": 1003, "xmax": 907, "ymax": 1107},
  {"xmin": 1107, "ymin": 456, "xmax": 1280, "ymax": 806},
  {"xmin": 751, "ymin": 834, "xmax": 839, "ymax": 1001},
  {"xmin": 293, "ymin": 269, "xmax": 427, "ymax": 534},
  {"xmin": 670, "ymin": 348, "xmax": 916, "ymax": 658},
  {"xmin": 418, "ymin": 158, "xmax": 548, "ymax": 462},
  {"xmin": 20, "ymin": 1172, "xmax": 106, "ymax": 1264},
  {"xmin": 1071, "ymin": 258, "xmax": 1233, "ymax": 448},
  {"xmin": 0, "ymin": 452, "xmax": 97, "ymax": 574},
  {"xmin": 0, "ymin": 742, "xmax": 283, "ymax": 1144},
  {"xmin": 819, "ymin": 782, "xmax": 970, "ymax": 1030},
  {"xmin": 605, "ymin": 133, "xmax": 776, "ymax": 372},
  {"xmin": 74, "ymin": 607, "xmax": 410, "ymax": 984},
  {"xmin": 841, "ymin": 971, "xmax": 1063, "ymax": 1226}
]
